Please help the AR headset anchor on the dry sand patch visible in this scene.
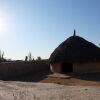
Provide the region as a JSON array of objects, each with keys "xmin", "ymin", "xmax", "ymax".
[{"xmin": 0, "ymin": 81, "xmax": 99, "ymax": 100}]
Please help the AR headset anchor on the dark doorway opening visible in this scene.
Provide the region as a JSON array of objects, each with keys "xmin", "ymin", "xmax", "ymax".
[{"xmin": 62, "ymin": 63, "xmax": 73, "ymax": 73}]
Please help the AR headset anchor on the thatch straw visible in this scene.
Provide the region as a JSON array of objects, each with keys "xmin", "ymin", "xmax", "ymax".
[{"xmin": 49, "ymin": 36, "xmax": 100, "ymax": 64}]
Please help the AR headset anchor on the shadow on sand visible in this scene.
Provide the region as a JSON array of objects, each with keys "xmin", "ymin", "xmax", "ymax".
[
  {"xmin": 2, "ymin": 71, "xmax": 52, "ymax": 82},
  {"xmin": 63, "ymin": 72, "xmax": 100, "ymax": 81},
  {"xmin": 1, "ymin": 72, "xmax": 100, "ymax": 82}
]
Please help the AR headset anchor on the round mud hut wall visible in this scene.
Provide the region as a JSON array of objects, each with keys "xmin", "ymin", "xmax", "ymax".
[{"xmin": 49, "ymin": 35, "xmax": 100, "ymax": 73}]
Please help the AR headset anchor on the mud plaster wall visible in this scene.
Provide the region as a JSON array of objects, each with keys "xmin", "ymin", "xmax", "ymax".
[
  {"xmin": 73, "ymin": 62, "xmax": 100, "ymax": 73},
  {"xmin": 50, "ymin": 64, "xmax": 62, "ymax": 73},
  {"xmin": 0, "ymin": 60, "xmax": 50, "ymax": 79},
  {"xmin": 50, "ymin": 62, "xmax": 100, "ymax": 73}
]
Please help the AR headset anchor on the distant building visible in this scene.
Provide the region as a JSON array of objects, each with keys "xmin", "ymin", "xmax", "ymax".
[{"xmin": 49, "ymin": 31, "xmax": 100, "ymax": 73}]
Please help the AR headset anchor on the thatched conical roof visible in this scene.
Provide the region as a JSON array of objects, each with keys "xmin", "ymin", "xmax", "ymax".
[{"xmin": 49, "ymin": 36, "xmax": 100, "ymax": 64}]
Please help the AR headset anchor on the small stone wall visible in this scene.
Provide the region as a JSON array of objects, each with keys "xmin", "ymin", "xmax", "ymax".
[{"xmin": 0, "ymin": 60, "xmax": 50, "ymax": 79}]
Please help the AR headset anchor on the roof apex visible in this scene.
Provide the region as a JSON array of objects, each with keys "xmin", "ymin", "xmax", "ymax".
[{"xmin": 73, "ymin": 29, "xmax": 76, "ymax": 36}]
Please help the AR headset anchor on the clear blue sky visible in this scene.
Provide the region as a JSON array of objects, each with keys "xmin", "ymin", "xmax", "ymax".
[{"xmin": 0, "ymin": 0, "xmax": 100, "ymax": 60}]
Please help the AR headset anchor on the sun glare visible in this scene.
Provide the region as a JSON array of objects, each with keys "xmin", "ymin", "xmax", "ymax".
[{"xmin": 0, "ymin": 17, "xmax": 8, "ymax": 32}]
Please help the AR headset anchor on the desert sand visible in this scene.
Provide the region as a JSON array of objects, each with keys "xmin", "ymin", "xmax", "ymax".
[{"xmin": 0, "ymin": 81, "xmax": 99, "ymax": 100}]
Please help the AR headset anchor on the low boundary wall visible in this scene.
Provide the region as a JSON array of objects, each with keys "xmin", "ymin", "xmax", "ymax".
[{"xmin": 0, "ymin": 60, "xmax": 50, "ymax": 79}]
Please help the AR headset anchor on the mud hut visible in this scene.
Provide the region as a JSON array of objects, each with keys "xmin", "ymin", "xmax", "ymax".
[{"xmin": 49, "ymin": 32, "xmax": 100, "ymax": 73}]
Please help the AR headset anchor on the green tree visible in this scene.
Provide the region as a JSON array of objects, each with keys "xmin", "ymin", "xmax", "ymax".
[
  {"xmin": 25, "ymin": 56, "xmax": 28, "ymax": 62},
  {"xmin": 32, "ymin": 58, "xmax": 35, "ymax": 61},
  {"xmin": 0, "ymin": 50, "xmax": 6, "ymax": 62},
  {"xmin": 28, "ymin": 52, "xmax": 32, "ymax": 61},
  {"xmin": 2, "ymin": 51, "xmax": 4, "ymax": 59},
  {"xmin": 36, "ymin": 56, "xmax": 42, "ymax": 61}
]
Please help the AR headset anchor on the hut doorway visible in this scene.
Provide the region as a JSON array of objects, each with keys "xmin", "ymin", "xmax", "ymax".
[{"xmin": 62, "ymin": 63, "xmax": 73, "ymax": 73}]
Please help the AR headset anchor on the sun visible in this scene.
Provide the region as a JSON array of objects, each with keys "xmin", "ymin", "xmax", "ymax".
[{"xmin": 0, "ymin": 17, "xmax": 8, "ymax": 32}]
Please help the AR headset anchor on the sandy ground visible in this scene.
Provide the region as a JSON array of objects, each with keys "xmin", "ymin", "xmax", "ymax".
[
  {"xmin": 0, "ymin": 81, "xmax": 100, "ymax": 100},
  {"xmin": 41, "ymin": 73, "xmax": 100, "ymax": 86},
  {"xmin": 10, "ymin": 72, "xmax": 100, "ymax": 86}
]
